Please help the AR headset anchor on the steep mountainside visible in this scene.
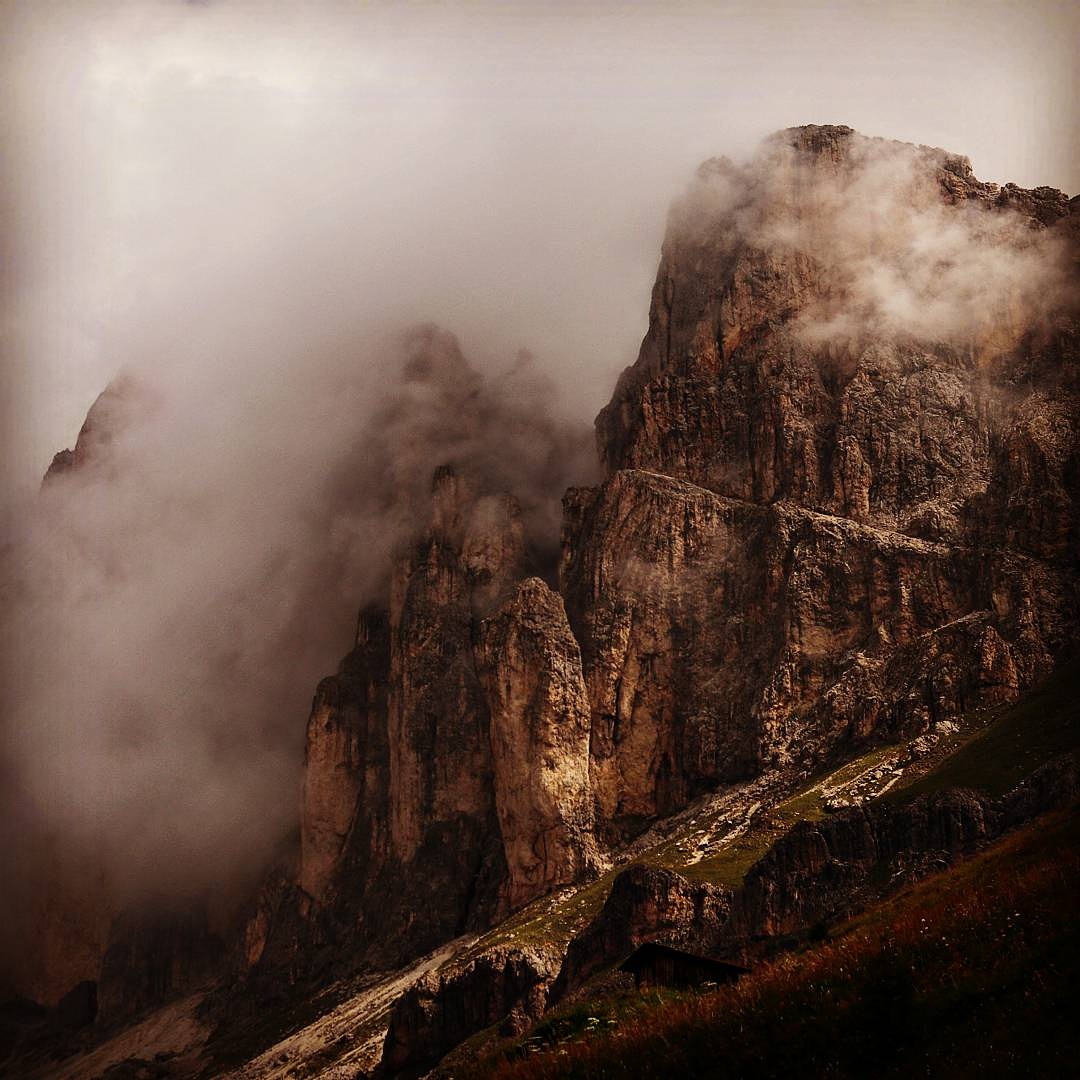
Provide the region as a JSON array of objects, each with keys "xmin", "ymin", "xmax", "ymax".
[
  {"xmin": 319, "ymin": 123, "xmax": 1070, "ymax": 950},
  {"xmin": 10, "ymin": 125, "xmax": 1079, "ymax": 1077},
  {"xmin": 225, "ymin": 124, "xmax": 1077, "ymax": 1071},
  {"xmin": 576, "ymin": 124, "xmax": 1078, "ymax": 826}
]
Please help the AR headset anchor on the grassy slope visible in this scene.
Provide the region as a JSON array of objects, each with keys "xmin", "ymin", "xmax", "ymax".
[
  {"xmin": 470, "ymin": 656, "xmax": 1080, "ymax": 1080},
  {"xmin": 673, "ymin": 745, "xmax": 899, "ymax": 889},
  {"xmin": 484, "ymin": 803, "xmax": 1080, "ymax": 1079},
  {"xmin": 890, "ymin": 657, "xmax": 1080, "ymax": 800}
]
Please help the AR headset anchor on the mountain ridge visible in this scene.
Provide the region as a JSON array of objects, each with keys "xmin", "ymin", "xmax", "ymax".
[{"xmin": 10, "ymin": 123, "xmax": 1079, "ymax": 1077}]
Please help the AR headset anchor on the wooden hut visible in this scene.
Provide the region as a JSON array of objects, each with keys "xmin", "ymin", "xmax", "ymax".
[{"xmin": 618, "ymin": 942, "xmax": 748, "ymax": 990}]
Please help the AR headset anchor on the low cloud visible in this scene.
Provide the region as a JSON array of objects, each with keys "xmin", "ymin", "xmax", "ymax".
[
  {"xmin": 0, "ymin": 315, "xmax": 594, "ymax": 942},
  {"xmin": 676, "ymin": 130, "xmax": 1076, "ymax": 352}
]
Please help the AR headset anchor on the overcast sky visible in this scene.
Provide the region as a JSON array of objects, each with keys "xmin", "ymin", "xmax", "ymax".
[{"xmin": 2, "ymin": 0, "xmax": 1077, "ymax": 494}]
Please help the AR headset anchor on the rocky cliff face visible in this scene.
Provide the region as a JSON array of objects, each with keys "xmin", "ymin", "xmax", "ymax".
[
  {"xmin": 565, "ymin": 125, "xmax": 1078, "ymax": 832},
  {"xmin": 597, "ymin": 126, "xmax": 1077, "ymax": 549},
  {"xmin": 561, "ymin": 469, "xmax": 1071, "ymax": 829},
  {"xmin": 550, "ymin": 865, "xmax": 731, "ymax": 1003},
  {"xmin": 381, "ymin": 942, "xmax": 561, "ymax": 1079},
  {"xmin": 299, "ymin": 607, "xmax": 391, "ymax": 905},
  {"xmin": 26, "ymin": 125, "xmax": 1080, "ymax": 1067},
  {"xmin": 475, "ymin": 577, "xmax": 601, "ymax": 909},
  {"xmin": 264, "ymin": 466, "xmax": 605, "ymax": 981},
  {"xmin": 247, "ymin": 124, "xmax": 1078, "ymax": 1004}
]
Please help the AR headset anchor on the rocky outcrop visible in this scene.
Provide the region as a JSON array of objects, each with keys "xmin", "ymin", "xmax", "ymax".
[
  {"xmin": 731, "ymin": 789, "xmax": 997, "ymax": 943},
  {"xmin": 550, "ymin": 864, "xmax": 731, "ymax": 1004},
  {"xmin": 729, "ymin": 756, "xmax": 1079, "ymax": 946},
  {"xmin": 355, "ymin": 471, "xmax": 525, "ymax": 955},
  {"xmin": 384, "ymin": 470, "xmax": 522, "ymax": 892},
  {"xmin": 476, "ymin": 578, "xmax": 601, "ymax": 909},
  {"xmin": 274, "ymin": 475, "xmax": 516, "ymax": 969},
  {"xmin": 381, "ymin": 943, "xmax": 560, "ymax": 1079},
  {"xmin": 42, "ymin": 374, "xmax": 147, "ymax": 485}
]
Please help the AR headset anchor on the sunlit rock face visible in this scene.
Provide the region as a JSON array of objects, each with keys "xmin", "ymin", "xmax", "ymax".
[
  {"xmin": 386, "ymin": 470, "xmax": 523, "ymax": 872},
  {"xmin": 288, "ymin": 463, "xmax": 594, "ymax": 971},
  {"xmin": 476, "ymin": 576, "xmax": 600, "ymax": 910},
  {"xmin": 288, "ymin": 468, "xmax": 521, "ymax": 964},
  {"xmin": 283, "ymin": 472, "xmax": 604, "ymax": 988}
]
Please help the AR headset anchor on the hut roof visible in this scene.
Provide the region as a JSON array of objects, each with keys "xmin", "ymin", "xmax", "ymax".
[{"xmin": 617, "ymin": 941, "xmax": 749, "ymax": 978}]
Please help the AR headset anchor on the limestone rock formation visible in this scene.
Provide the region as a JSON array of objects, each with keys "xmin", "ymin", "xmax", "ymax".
[
  {"xmin": 561, "ymin": 469, "xmax": 1072, "ymax": 832},
  {"xmin": 217, "ymin": 128, "xmax": 1080, "ymax": 1024},
  {"xmin": 384, "ymin": 469, "xmax": 522, "ymax": 895},
  {"xmin": 381, "ymin": 943, "xmax": 560, "ymax": 1079},
  {"xmin": 24, "ymin": 125, "xmax": 1080, "ymax": 1074},
  {"xmin": 256, "ymin": 467, "xmax": 600, "ymax": 983},
  {"xmin": 550, "ymin": 864, "xmax": 731, "ymax": 1004},
  {"xmin": 476, "ymin": 577, "xmax": 601, "ymax": 909},
  {"xmin": 286, "ymin": 471, "xmax": 522, "ymax": 967}
]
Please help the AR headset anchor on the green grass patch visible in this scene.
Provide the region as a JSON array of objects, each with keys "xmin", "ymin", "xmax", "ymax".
[
  {"xmin": 674, "ymin": 823, "xmax": 787, "ymax": 889},
  {"xmin": 455, "ymin": 874, "xmax": 618, "ymax": 967},
  {"xmin": 677, "ymin": 745, "xmax": 900, "ymax": 889},
  {"xmin": 890, "ymin": 658, "xmax": 1080, "ymax": 802}
]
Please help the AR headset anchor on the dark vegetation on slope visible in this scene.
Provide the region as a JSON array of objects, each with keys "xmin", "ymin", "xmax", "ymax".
[
  {"xmin": 891, "ymin": 657, "xmax": 1080, "ymax": 801},
  {"xmin": 482, "ymin": 803, "xmax": 1080, "ymax": 1080},
  {"xmin": 461, "ymin": 658, "xmax": 1080, "ymax": 1079}
]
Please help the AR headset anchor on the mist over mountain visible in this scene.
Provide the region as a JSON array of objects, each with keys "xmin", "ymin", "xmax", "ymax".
[
  {"xmin": 2, "ymin": 3, "xmax": 1079, "ymax": 1077},
  {"xmin": 0, "ymin": 320, "xmax": 596, "ymax": 1002}
]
